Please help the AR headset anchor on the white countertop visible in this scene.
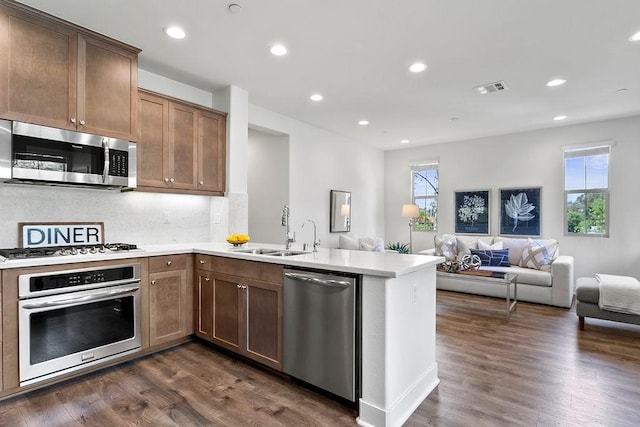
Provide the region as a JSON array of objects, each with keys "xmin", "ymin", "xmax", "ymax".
[{"xmin": 0, "ymin": 242, "xmax": 443, "ymax": 278}]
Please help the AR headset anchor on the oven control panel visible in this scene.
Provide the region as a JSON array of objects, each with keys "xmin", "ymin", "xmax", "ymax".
[{"xmin": 19, "ymin": 264, "xmax": 140, "ymax": 298}]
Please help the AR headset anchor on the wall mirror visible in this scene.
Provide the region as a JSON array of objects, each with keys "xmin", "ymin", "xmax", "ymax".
[{"xmin": 330, "ymin": 190, "xmax": 351, "ymax": 232}]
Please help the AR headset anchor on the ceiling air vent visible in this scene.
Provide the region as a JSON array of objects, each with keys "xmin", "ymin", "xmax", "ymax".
[{"xmin": 474, "ymin": 81, "xmax": 507, "ymax": 95}]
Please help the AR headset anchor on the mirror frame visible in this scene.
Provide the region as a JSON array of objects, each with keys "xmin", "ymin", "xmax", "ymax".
[{"xmin": 330, "ymin": 190, "xmax": 351, "ymax": 233}]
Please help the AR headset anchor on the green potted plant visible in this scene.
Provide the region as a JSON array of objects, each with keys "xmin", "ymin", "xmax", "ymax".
[{"xmin": 386, "ymin": 242, "xmax": 410, "ymax": 254}]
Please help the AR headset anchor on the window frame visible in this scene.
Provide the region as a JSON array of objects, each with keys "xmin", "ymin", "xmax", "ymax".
[
  {"xmin": 563, "ymin": 142, "xmax": 611, "ymax": 237},
  {"xmin": 410, "ymin": 161, "xmax": 439, "ymax": 232}
]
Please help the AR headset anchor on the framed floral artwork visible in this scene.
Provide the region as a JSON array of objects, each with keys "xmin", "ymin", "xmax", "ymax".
[
  {"xmin": 454, "ymin": 190, "xmax": 490, "ymax": 235},
  {"xmin": 499, "ymin": 187, "xmax": 541, "ymax": 236}
]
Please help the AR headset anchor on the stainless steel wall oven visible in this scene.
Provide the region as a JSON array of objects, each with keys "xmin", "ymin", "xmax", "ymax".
[{"xmin": 18, "ymin": 263, "xmax": 142, "ymax": 386}]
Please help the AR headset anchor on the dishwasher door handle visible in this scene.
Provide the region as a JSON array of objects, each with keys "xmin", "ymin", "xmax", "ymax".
[{"xmin": 284, "ymin": 272, "xmax": 352, "ymax": 288}]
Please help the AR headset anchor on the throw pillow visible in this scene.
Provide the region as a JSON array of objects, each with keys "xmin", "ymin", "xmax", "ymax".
[
  {"xmin": 519, "ymin": 238, "xmax": 559, "ymax": 271},
  {"xmin": 338, "ymin": 234, "xmax": 360, "ymax": 250},
  {"xmin": 478, "ymin": 240, "xmax": 504, "ymax": 250},
  {"xmin": 358, "ymin": 237, "xmax": 385, "ymax": 252},
  {"xmin": 456, "ymin": 236, "xmax": 478, "ymax": 256},
  {"xmin": 494, "ymin": 237, "xmax": 529, "ymax": 266},
  {"xmin": 470, "ymin": 249, "xmax": 511, "ymax": 267},
  {"xmin": 434, "ymin": 235, "xmax": 457, "ymax": 260}
]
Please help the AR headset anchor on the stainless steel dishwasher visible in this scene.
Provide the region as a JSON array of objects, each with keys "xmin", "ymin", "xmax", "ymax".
[{"xmin": 283, "ymin": 268, "xmax": 359, "ymax": 402}]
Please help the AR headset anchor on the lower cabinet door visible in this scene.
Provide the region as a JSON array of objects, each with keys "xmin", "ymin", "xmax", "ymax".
[
  {"xmin": 149, "ymin": 269, "xmax": 188, "ymax": 346},
  {"xmin": 211, "ymin": 274, "xmax": 242, "ymax": 352},
  {"xmin": 245, "ymin": 280, "xmax": 282, "ymax": 370}
]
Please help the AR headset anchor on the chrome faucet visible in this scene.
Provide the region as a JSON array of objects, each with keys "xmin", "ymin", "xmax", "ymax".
[
  {"xmin": 302, "ymin": 219, "xmax": 321, "ymax": 252},
  {"xmin": 282, "ymin": 205, "xmax": 295, "ymax": 250}
]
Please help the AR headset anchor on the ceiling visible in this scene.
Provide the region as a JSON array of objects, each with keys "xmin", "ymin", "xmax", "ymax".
[{"xmin": 16, "ymin": 0, "xmax": 640, "ymax": 151}]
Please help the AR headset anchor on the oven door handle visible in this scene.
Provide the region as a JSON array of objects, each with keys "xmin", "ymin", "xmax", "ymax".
[{"xmin": 21, "ymin": 286, "xmax": 139, "ymax": 309}]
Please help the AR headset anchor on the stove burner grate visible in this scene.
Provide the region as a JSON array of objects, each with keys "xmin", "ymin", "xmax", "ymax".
[{"xmin": 0, "ymin": 243, "xmax": 138, "ymax": 260}]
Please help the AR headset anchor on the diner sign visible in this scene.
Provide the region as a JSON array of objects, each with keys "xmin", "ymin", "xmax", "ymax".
[{"xmin": 19, "ymin": 222, "xmax": 105, "ymax": 248}]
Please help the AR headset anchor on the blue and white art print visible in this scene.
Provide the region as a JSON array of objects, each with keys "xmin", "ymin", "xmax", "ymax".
[
  {"xmin": 499, "ymin": 187, "xmax": 541, "ymax": 236},
  {"xmin": 455, "ymin": 190, "xmax": 490, "ymax": 235}
]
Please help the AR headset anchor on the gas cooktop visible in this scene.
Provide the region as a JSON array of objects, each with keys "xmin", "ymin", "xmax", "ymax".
[{"xmin": 0, "ymin": 243, "xmax": 139, "ymax": 261}]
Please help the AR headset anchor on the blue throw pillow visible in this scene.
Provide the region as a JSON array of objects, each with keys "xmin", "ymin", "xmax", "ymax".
[{"xmin": 470, "ymin": 249, "xmax": 510, "ymax": 267}]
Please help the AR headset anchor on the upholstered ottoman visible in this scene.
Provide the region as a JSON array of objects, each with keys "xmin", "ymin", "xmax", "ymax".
[{"xmin": 576, "ymin": 277, "xmax": 640, "ymax": 330}]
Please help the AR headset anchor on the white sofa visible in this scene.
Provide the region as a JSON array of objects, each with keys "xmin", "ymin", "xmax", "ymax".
[
  {"xmin": 420, "ymin": 234, "xmax": 574, "ymax": 308},
  {"xmin": 337, "ymin": 233, "xmax": 397, "ymax": 253}
]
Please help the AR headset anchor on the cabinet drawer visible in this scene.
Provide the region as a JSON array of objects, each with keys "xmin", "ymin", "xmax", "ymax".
[
  {"xmin": 211, "ymin": 256, "xmax": 283, "ymax": 284},
  {"xmin": 149, "ymin": 254, "xmax": 187, "ymax": 273},
  {"xmin": 194, "ymin": 254, "xmax": 212, "ymax": 270}
]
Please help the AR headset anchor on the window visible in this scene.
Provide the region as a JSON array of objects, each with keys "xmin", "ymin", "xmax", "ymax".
[
  {"xmin": 411, "ymin": 162, "xmax": 439, "ymax": 231},
  {"xmin": 563, "ymin": 144, "xmax": 610, "ymax": 236}
]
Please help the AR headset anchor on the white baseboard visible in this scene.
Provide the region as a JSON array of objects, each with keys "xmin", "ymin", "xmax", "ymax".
[{"xmin": 356, "ymin": 362, "xmax": 439, "ymax": 427}]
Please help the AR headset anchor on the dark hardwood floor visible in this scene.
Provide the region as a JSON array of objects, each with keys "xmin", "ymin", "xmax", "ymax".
[{"xmin": 1, "ymin": 290, "xmax": 639, "ymax": 426}]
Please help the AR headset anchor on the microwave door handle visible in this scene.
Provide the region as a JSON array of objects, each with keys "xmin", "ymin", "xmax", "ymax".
[{"xmin": 102, "ymin": 138, "xmax": 110, "ymax": 183}]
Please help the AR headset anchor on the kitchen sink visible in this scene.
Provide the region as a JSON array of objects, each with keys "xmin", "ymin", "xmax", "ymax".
[
  {"xmin": 264, "ymin": 250, "xmax": 308, "ymax": 257},
  {"xmin": 232, "ymin": 248, "xmax": 280, "ymax": 254},
  {"xmin": 232, "ymin": 248, "xmax": 309, "ymax": 257}
]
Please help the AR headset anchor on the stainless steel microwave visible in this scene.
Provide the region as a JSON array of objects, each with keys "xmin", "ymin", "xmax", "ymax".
[{"xmin": 0, "ymin": 119, "xmax": 136, "ymax": 189}]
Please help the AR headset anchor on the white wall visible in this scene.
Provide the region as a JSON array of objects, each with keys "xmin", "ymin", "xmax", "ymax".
[
  {"xmin": 138, "ymin": 69, "xmax": 213, "ymax": 108},
  {"xmin": 247, "ymin": 129, "xmax": 289, "ymax": 244},
  {"xmin": 249, "ymin": 105, "xmax": 386, "ymax": 249},
  {"xmin": 385, "ymin": 115, "xmax": 640, "ymax": 279}
]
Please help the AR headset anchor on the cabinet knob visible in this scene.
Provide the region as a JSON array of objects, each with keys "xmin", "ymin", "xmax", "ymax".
[
  {"xmin": 167, "ymin": 260, "xmax": 172, "ymax": 266},
  {"xmin": 79, "ymin": 120, "xmax": 86, "ymax": 126},
  {"xmin": 170, "ymin": 178, "xmax": 175, "ymax": 183},
  {"xmin": 205, "ymin": 277, "xmax": 210, "ymax": 282},
  {"xmin": 236, "ymin": 284, "xmax": 241, "ymax": 289},
  {"xmin": 199, "ymin": 259, "xmax": 205, "ymax": 264},
  {"xmin": 199, "ymin": 180, "xmax": 204, "ymax": 185},
  {"xmin": 151, "ymin": 280, "xmax": 156, "ymax": 285},
  {"xmin": 242, "ymin": 285, "xmax": 247, "ymax": 290},
  {"xmin": 70, "ymin": 117, "xmax": 77, "ymax": 124}
]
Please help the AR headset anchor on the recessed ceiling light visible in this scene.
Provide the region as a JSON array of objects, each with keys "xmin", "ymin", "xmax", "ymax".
[
  {"xmin": 554, "ymin": 115, "xmax": 567, "ymax": 121},
  {"xmin": 409, "ymin": 62, "xmax": 427, "ymax": 73},
  {"xmin": 358, "ymin": 120, "xmax": 369, "ymax": 126},
  {"xmin": 629, "ymin": 31, "xmax": 640, "ymax": 42},
  {"xmin": 449, "ymin": 117, "xmax": 459, "ymax": 122},
  {"xmin": 401, "ymin": 139, "xmax": 410, "ymax": 144},
  {"xmin": 546, "ymin": 78, "xmax": 567, "ymax": 87},
  {"xmin": 310, "ymin": 94, "xmax": 323, "ymax": 101},
  {"xmin": 164, "ymin": 26, "xmax": 186, "ymax": 39},
  {"xmin": 270, "ymin": 44, "xmax": 287, "ymax": 56}
]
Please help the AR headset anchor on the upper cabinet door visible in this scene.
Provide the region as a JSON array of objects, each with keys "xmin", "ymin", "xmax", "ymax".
[
  {"xmin": 198, "ymin": 109, "xmax": 226, "ymax": 194},
  {"xmin": 0, "ymin": 6, "xmax": 77, "ymax": 130},
  {"xmin": 168, "ymin": 101, "xmax": 198, "ymax": 190},
  {"xmin": 138, "ymin": 91, "xmax": 169, "ymax": 188},
  {"xmin": 78, "ymin": 34, "xmax": 138, "ymax": 141}
]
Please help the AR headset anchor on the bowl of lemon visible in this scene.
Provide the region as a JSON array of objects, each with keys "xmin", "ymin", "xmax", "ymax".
[{"xmin": 226, "ymin": 233, "xmax": 250, "ymax": 246}]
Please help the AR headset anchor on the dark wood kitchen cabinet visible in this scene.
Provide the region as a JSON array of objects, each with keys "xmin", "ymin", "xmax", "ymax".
[
  {"xmin": 196, "ymin": 256, "xmax": 283, "ymax": 370},
  {"xmin": 148, "ymin": 254, "xmax": 193, "ymax": 347},
  {"xmin": 0, "ymin": 1, "xmax": 139, "ymax": 141},
  {"xmin": 137, "ymin": 89, "xmax": 226, "ymax": 195}
]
